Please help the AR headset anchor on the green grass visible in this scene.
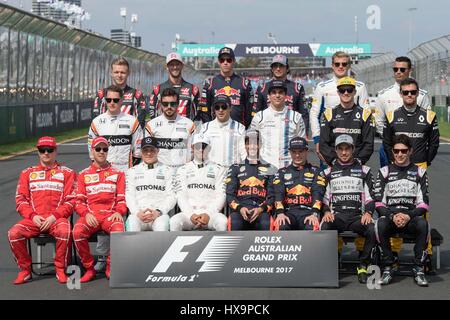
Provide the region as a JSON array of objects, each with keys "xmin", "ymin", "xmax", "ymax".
[
  {"xmin": 439, "ymin": 121, "xmax": 450, "ymax": 139},
  {"xmin": 0, "ymin": 127, "xmax": 88, "ymax": 157}
]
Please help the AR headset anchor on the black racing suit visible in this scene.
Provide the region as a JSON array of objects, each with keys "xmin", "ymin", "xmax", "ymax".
[
  {"xmin": 374, "ymin": 163, "xmax": 430, "ymax": 267},
  {"xmin": 253, "ymin": 79, "xmax": 309, "ymax": 134},
  {"xmin": 383, "ymin": 106, "xmax": 440, "ymax": 167},
  {"xmin": 225, "ymin": 160, "xmax": 276, "ymax": 230},
  {"xmin": 198, "ymin": 73, "xmax": 254, "ymax": 128},
  {"xmin": 149, "ymin": 78, "xmax": 200, "ymax": 122},
  {"xmin": 319, "ymin": 160, "xmax": 376, "ymax": 266},
  {"xmin": 93, "ymin": 85, "xmax": 147, "ymax": 129},
  {"xmin": 319, "ymin": 104, "xmax": 375, "ymax": 165},
  {"xmin": 272, "ymin": 163, "xmax": 323, "ymax": 230}
]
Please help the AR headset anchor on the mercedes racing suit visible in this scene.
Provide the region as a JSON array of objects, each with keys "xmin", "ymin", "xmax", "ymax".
[
  {"xmin": 170, "ymin": 160, "xmax": 228, "ymax": 231},
  {"xmin": 374, "ymin": 163, "xmax": 429, "ymax": 267},
  {"xmin": 149, "ymin": 78, "xmax": 200, "ymax": 121},
  {"xmin": 319, "ymin": 160, "xmax": 377, "ymax": 265},
  {"xmin": 225, "ymin": 160, "xmax": 277, "ymax": 230},
  {"xmin": 125, "ymin": 162, "xmax": 176, "ymax": 231},
  {"xmin": 319, "ymin": 105, "xmax": 375, "ymax": 165},
  {"xmin": 73, "ymin": 163, "xmax": 126, "ymax": 270},
  {"xmin": 383, "ymin": 106, "xmax": 440, "ymax": 167},
  {"xmin": 146, "ymin": 114, "xmax": 196, "ymax": 168},
  {"xmin": 198, "ymin": 73, "xmax": 254, "ymax": 128},
  {"xmin": 93, "ymin": 85, "xmax": 147, "ymax": 128},
  {"xmin": 88, "ymin": 112, "xmax": 143, "ymax": 172},
  {"xmin": 272, "ymin": 163, "xmax": 323, "ymax": 230},
  {"xmin": 200, "ymin": 119, "xmax": 246, "ymax": 168},
  {"xmin": 253, "ymin": 79, "xmax": 309, "ymax": 133},
  {"xmin": 9, "ymin": 162, "xmax": 75, "ymax": 272},
  {"xmin": 310, "ymin": 76, "xmax": 369, "ymax": 144},
  {"xmin": 250, "ymin": 105, "xmax": 306, "ymax": 169}
]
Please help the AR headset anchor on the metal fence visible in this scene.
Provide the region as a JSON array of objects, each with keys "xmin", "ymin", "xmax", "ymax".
[{"xmin": 0, "ymin": 3, "xmax": 205, "ymax": 143}]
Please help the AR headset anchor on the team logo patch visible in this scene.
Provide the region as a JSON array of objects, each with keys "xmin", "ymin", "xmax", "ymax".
[
  {"xmin": 304, "ymin": 173, "xmax": 314, "ymax": 178},
  {"xmin": 106, "ymin": 174, "xmax": 118, "ymax": 182},
  {"xmin": 181, "ymin": 88, "xmax": 190, "ymax": 96},
  {"xmin": 123, "ymin": 93, "xmax": 133, "ymax": 100},
  {"xmin": 419, "ymin": 115, "xmax": 425, "ymax": 123},
  {"xmin": 52, "ymin": 172, "xmax": 65, "ymax": 181},
  {"xmin": 284, "ymin": 174, "xmax": 292, "ymax": 180},
  {"xmin": 240, "ymin": 166, "xmax": 246, "ymax": 172},
  {"xmin": 258, "ymin": 166, "xmax": 268, "ymax": 172},
  {"xmin": 30, "ymin": 171, "xmax": 45, "ymax": 180}
]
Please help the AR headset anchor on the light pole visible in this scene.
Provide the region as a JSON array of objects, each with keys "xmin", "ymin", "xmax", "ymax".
[
  {"xmin": 267, "ymin": 33, "xmax": 277, "ymax": 45},
  {"xmin": 408, "ymin": 7, "xmax": 417, "ymax": 52}
]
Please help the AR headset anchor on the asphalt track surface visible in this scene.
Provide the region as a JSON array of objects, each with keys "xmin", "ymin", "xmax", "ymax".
[{"xmin": 1, "ymin": 138, "xmax": 449, "ymax": 300}]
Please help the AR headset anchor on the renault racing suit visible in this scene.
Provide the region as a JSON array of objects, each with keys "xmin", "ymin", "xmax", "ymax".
[
  {"xmin": 225, "ymin": 160, "xmax": 277, "ymax": 230},
  {"xmin": 93, "ymin": 85, "xmax": 147, "ymax": 129},
  {"xmin": 170, "ymin": 160, "xmax": 228, "ymax": 231},
  {"xmin": 375, "ymin": 83, "xmax": 430, "ymax": 167},
  {"xmin": 9, "ymin": 162, "xmax": 75, "ymax": 272},
  {"xmin": 374, "ymin": 163, "xmax": 430, "ymax": 267},
  {"xmin": 146, "ymin": 114, "xmax": 196, "ymax": 168},
  {"xmin": 272, "ymin": 163, "xmax": 323, "ymax": 230},
  {"xmin": 198, "ymin": 73, "xmax": 253, "ymax": 127},
  {"xmin": 319, "ymin": 105, "xmax": 375, "ymax": 165},
  {"xmin": 125, "ymin": 162, "xmax": 176, "ymax": 231},
  {"xmin": 319, "ymin": 160, "xmax": 377, "ymax": 266},
  {"xmin": 253, "ymin": 79, "xmax": 309, "ymax": 133},
  {"xmin": 383, "ymin": 106, "xmax": 440, "ymax": 167},
  {"xmin": 200, "ymin": 118, "xmax": 246, "ymax": 168},
  {"xmin": 88, "ymin": 112, "xmax": 143, "ymax": 172},
  {"xmin": 149, "ymin": 79, "xmax": 200, "ymax": 121},
  {"xmin": 73, "ymin": 163, "xmax": 126, "ymax": 270},
  {"xmin": 250, "ymin": 105, "xmax": 306, "ymax": 169},
  {"xmin": 310, "ymin": 76, "xmax": 369, "ymax": 145}
]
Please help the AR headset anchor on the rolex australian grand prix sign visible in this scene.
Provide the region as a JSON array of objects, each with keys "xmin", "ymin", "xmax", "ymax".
[{"xmin": 110, "ymin": 231, "xmax": 338, "ymax": 288}]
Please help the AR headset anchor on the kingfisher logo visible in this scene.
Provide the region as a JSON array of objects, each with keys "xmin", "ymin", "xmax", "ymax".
[{"xmin": 148, "ymin": 236, "xmax": 243, "ymax": 279}]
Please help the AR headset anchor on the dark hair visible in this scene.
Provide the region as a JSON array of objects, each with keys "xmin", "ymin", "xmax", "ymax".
[
  {"xmin": 392, "ymin": 134, "xmax": 412, "ymax": 150},
  {"xmin": 106, "ymin": 85, "xmax": 124, "ymax": 98},
  {"xmin": 111, "ymin": 57, "xmax": 130, "ymax": 69},
  {"xmin": 399, "ymin": 78, "xmax": 419, "ymax": 91},
  {"xmin": 161, "ymin": 88, "xmax": 179, "ymax": 101},
  {"xmin": 395, "ymin": 56, "xmax": 412, "ymax": 69}
]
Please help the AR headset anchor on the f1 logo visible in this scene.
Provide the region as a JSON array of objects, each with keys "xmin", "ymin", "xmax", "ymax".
[{"xmin": 153, "ymin": 236, "xmax": 202, "ymax": 272}]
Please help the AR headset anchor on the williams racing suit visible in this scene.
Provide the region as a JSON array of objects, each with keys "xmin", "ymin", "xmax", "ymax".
[
  {"xmin": 9, "ymin": 162, "xmax": 75, "ymax": 272},
  {"xmin": 93, "ymin": 85, "xmax": 147, "ymax": 128},
  {"xmin": 73, "ymin": 163, "xmax": 126, "ymax": 270},
  {"xmin": 149, "ymin": 79, "xmax": 200, "ymax": 121},
  {"xmin": 310, "ymin": 76, "xmax": 369, "ymax": 144},
  {"xmin": 225, "ymin": 160, "xmax": 277, "ymax": 230},
  {"xmin": 125, "ymin": 162, "xmax": 176, "ymax": 231},
  {"xmin": 374, "ymin": 163, "xmax": 430, "ymax": 267},
  {"xmin": 319, "ymin": 160, "xmax": 377, "ymax": 265},
  {"xmin": 251, "ymin": 105, "xmax": 306, "ymax": 169},
  {"xmin": 383, "ymin": 106, "xmax": 440, "ymax": 167},
  {"xmin": 200, "ymin": 119, "xmax": 246, "ymax": 168},
  {"xmin": 319, "ymin": 105, "xmax": 375, "ymax": 165},
  {"xmin": 272, "ymin": 163, "xmax": 323, "ymax": 230},
  {"xmin": 88, "ymin": 112, "xmax": 143, "ymax": 172},
  {"xmin": 170, "ymin": 160, "xmax": 228, "ymax": 231},
  {"xmin": 198, "ymin": 73, "xmax": 253, "ymax": 127},
  {"xmin": 253, "ymin": 79, "xmax": 309, "ymax": 133},
  {"xmin": 146, "ymin": 114, "xmax": 196, "ymax": 168}
]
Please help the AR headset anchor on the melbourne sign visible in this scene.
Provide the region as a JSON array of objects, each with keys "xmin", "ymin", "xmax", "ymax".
[{"xmin": 110, "ymin": 231, "xmax": 339, "ymax": 288}]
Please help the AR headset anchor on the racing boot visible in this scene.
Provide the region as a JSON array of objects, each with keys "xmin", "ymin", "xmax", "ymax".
[
  {"xmin": 94, "ymin": 256, "xmax": 107, "ymax": 272},
  {"xmin": 13, "ymin": 269, "xmax": 32, "ymax": 285},
  {"xmin": 80, "ymin": 268, "xmax": 96, "ymax": 283},
  {"xmin": 378, "ymin": 266, "xmax": 395, "ymax": 285},
  {"xmin": 56, "ymin": 268, "xmax": 68, "ymax": 284},
  {"xmin": 357, "ymin": 265, "xmax": 368, "ymax": 284},
  {"xmin": 412, "ymin": 266, "xmax": 429, "ymax": 287}
]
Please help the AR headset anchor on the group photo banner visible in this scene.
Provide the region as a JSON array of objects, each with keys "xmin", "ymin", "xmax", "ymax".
[{"xmin": 110, "ymin": 231, "xmax": 339, "ymax": 288}]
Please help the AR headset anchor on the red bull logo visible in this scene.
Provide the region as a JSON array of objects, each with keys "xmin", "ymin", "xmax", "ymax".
[
  {"xmin": 287, "ymin": 185, "xmax": 311, "ymax": 195},
  {"xmin": 240, "ymin": 177, "xmax": 265, "ymax": 188},
  {"xmin": 215, "ymin": 86, "xmax": 241, "ymax": 97}
]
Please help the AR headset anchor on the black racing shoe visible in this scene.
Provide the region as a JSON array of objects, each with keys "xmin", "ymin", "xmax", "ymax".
[
  {"xmin": 357, "ymin": 266, "xmax": 368, "ymax": 284},
  {"xmin": 413, "ymin": 266, "xmax": 429, "ymax": 287},
  {"xmin": 378, "ymin": 266, "xmax": 395, "ymax": 285}
]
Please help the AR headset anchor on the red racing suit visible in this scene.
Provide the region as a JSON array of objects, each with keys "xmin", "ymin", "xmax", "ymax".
[
  {"xmin": 8, "ymin": 162, "xmax": 76, "ymax": 271},
  {"xmin": 73, "ymin": 163, "xmax": 127, "ymax": 270}
]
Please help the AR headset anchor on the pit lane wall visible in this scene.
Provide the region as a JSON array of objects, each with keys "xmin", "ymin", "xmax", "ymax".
[
  {"xmin": 0, "ymin": 3, "xmax": 205, "ymax": 144},
  {"xmin": 352, "ymin": 35, "xmax": 450, "ymax": 123}
]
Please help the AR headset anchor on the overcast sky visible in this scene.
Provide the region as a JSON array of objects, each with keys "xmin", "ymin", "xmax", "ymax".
[{"xmin": 8, "ymin": 0, "xmax": 450, "ymax": 56}]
